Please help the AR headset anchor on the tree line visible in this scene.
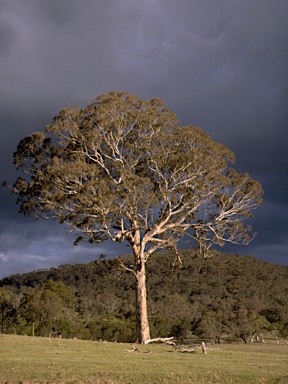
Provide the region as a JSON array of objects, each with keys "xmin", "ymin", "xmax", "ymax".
[{"xmin": 1, "ymin": 249, "xmax": 287, "ymax": 343}]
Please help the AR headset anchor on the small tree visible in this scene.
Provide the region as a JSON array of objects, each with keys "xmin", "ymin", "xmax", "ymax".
[
  {"xmin": 19, "ymin": 281, "xmax": 75, "ymax": 336},
  {"xmin": 9, "ymin": 92, "xmax": 263, "ymax": 343},
  {"xmin": 0, "ymin": 288, "xmax": 17, "ymax": 334}
]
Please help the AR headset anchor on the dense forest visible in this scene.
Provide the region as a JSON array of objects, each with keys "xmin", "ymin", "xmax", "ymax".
[{"xmin": 1, "ymin": 249, "xmax": 288, "ymax": 343}]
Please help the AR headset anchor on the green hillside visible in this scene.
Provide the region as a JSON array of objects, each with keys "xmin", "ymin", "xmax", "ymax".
[{"xmin": 1, "ymin": 249, "xmax": 288, "ymax": 343}]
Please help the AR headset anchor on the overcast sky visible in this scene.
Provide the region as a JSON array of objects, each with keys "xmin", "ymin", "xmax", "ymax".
[{"xmin": 0, "ymin": 0, "xmax": 287, "ymax": 279}]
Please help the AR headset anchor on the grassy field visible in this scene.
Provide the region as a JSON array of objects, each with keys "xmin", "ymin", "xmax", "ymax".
[{"xmin": 0, "ymin": 334, "xmax": 287, "ymax": 383}]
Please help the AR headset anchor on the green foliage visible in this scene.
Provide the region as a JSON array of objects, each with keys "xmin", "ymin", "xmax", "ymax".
[
  {"xmin": 0, "ymin": 287, "xmax": 17, "ymax": 333},
  {"xmin": 17, "ymin": 280, "xmax": 77, "ymax": 337},
  {"xmin": 11, "ymin": 91, "xmax": 263, "ymax": 258},
  {"xmin": 1, "ymin": 250, "xmax": 288, "ymax": 342}
]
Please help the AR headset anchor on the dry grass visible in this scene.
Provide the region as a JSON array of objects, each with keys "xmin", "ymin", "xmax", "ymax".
[{"xmin": 0, "ymin": 334, "xmax": 287, "ymax": 383}]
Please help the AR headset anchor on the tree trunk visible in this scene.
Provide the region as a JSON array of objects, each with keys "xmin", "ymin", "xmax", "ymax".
[{"xmin": 135, "ymin": 261, "xmax": 150, "ymax": 343}]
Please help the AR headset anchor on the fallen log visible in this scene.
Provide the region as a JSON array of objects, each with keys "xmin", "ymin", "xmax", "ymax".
[
  {"xmin": 144, "ymin": 337, "xmax": 175, "ymax": 345},
  {"xmin": 174, "ymin": 342, "xmax": 207, "ymax": 354},
  {"xmin": 179, "ymin": 347, "xmax": 196, "ymax": 353}
]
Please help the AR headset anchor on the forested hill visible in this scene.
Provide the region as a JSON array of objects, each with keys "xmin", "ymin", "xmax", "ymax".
[{"xmin": 1, "ymin": 249, "xmax": 288, "ymax": 342}]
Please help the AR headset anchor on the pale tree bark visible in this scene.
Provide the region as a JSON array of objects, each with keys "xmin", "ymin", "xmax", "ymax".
[
  {"xmin": 135, "ymin": 261, "xmax": 150, "ymax": 343},
  {"xmin": 125, "ymin": 228, "xmax": 151, "ymax": 344},
  {"xmin": 119, "ymin": 250, "xmax": 150, "ymax": 343}
]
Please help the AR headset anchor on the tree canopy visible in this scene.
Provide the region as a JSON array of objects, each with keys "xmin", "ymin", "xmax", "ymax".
[{"xmin": 10, "ymin": 91, "xmax": 263, "ymax": 342}]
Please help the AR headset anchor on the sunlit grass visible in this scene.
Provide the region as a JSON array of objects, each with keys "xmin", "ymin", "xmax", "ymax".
[{"xmin": 0, "ymin": 334, "xmax": 287, "ymax": 383}]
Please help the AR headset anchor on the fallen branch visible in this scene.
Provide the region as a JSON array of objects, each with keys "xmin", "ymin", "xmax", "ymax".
[
  {"xmin": 125, "ymin": 348, "xmax": 152, "ymax": 354},
  {"xmin": 174, "ymin": 342, "xmax": 207, "ymax": 354},
  {"xmin": 125, "ymin": 348, "xmax": 140, "ymax": 353},
  {"xmin": 179, "ymin": 347, "xmax": 196, "ymax": 353},
  {"xmin": 144, "ymin": 337, "xmax": 175, "ymax": 345}
]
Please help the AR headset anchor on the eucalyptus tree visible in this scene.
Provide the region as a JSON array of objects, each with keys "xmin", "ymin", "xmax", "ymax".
[{"xmin": 10, "ymin": 92, "xmax": 263, "ymax": 343}]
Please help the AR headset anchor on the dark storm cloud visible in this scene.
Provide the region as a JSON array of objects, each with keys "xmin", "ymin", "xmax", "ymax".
[
  {"xmin": 0, "ymin": 0, "xmax": 287, "ymax": 278},
  {"xmin": 0, "ymin": 18, "xmax": 19, "ymax": 57}
]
